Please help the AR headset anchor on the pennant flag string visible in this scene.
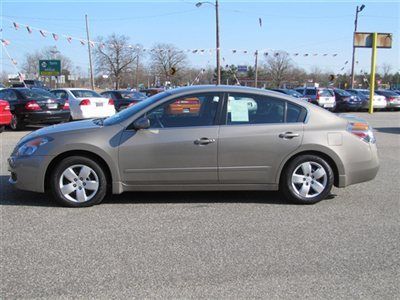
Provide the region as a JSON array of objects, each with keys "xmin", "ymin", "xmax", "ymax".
[{"xmin": 4, "ymin": 19, "xmax": 340, "ymax": 57}]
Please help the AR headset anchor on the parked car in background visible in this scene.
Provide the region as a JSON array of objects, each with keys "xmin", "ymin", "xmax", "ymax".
[
  {"xmin": 333, "ymin": 88, "xmax": 364, "ymax": 111},
  {"xmin": 140, "ymin": 88, "xmax": 164, "ymax": 97},
  {"xmin": 346, "ymin": 89, "xmax": 386, "ymax": 110},
  {"xmin": 100, "ymin": 90, "xmax": 147, "ymax": 111},
  {"xmin": 375, "ymin": 90, "xmax": 400, "ymax": 110},
  {"xmin": 51, "ymin": 88, "xmax": 116, "ymax": 120},
  {"xmin": 0, "ymin": 100, "xmax": 12, "ymax": 132},
  {"xmin": 0, "ymin": 88, "xmax": 70, "ymax": 130},
  {"xmin": 8, "ymin": 85, "xmax": 379, "ymax": 207},
  {"xmin": 295, "ymin": 87, "xmax": 336, "ymax": 110},
  {"xmin": 269, "ymin": 88, "xmax": 310, "ymax": 101},
  {"xmin": 0, "ymin": 83, "xmax": 6, "ymax": 90}
]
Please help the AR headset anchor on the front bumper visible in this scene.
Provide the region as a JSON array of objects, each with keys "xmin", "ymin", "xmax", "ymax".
[
  {"xmin": 21, "ymin": 110, "xmax": 70, "ymax": 124},
  {"xmin": 8, "ymin": 155, "xmax": 53, "ymax": 193}
]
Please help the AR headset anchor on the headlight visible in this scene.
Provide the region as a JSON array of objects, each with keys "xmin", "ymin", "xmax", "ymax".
[{"xmin": 16, "ymin": 137, "xmax": 53, "ymax": 157}]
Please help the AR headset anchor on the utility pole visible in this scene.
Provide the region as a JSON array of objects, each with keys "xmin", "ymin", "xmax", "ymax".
[
  {"xmin": 254, "ymin": 50, "xmax": 258, "ymax": 88},
  {"xmin": 85, "ymin": 14, "xmax": 95, "ymax": 90},
  {"xmin": 215, "ymin": 0, "xmax": 221, "ymax": 85},
  {"xmin": 350, "ymin": 4, "xmax": 365, "ymax": 89}
]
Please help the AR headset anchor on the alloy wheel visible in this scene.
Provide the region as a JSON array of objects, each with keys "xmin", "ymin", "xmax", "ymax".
[
  {"xmin": 59, "ymin": 164, "xmax": 99, "ymax": 203},
  {"xmin": 291, "ymin": 161, "xmax": 327, "ymax": 198}
]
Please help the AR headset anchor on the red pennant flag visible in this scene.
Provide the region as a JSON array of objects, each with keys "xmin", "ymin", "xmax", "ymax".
[
  {"xmin": 52, "ymin": 33, "xmax": 59, "ymax": 41},
  {"xmin": 39, "ymin": 30, "xmax": 47, "ymax": 37},
  {"xmin": 12, "ymin": 59, "xmax": 18, "ymax": 65},
  {"xmin": 1, "ymin": 39, "xmax": 10, "ymax": 46},
  {"xmin": 89, "ymin": 41, "xmax": 95, "ymax": 48},
  {"xmin": 80, "ymin": 40, "xmax": 85, "ymax": 46},
  {"xmin": 13, "ymin": 22, "xmax": 19, "ymax": 30},
  {"xmin": 66, "ymin": 36, "xmax": 72, "ymax": 43},
  {"xmin": 26, "ymin": 26, "xmax": 32, "ymax": 34}
]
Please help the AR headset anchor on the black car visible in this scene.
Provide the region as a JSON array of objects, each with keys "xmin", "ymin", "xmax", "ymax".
[
  {"xmin": 0, "ymin": 88, "xmax": 70, "ymax": 130},
  {"xmin": 333, "ymin": 88, "xmax": 364, "ymax": 111},
  {"xmin": 101, "ymin": 90, "xmax": 147, "ymax": 111}
]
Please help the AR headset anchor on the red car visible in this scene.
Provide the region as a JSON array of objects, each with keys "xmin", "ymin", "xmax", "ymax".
[{"xmin": 0, "ymin": 99, "xmax": 12, "ymax": 132}]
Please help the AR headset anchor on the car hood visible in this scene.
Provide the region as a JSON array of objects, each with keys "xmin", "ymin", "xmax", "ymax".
[{"xmin": 17, "ymin": 119, "xmax": 102, "ymax": 145}]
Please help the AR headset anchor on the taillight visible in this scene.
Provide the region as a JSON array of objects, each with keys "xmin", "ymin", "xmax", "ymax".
[
  {"xmin": 25, "ymin": 101, "xmax": 41, "ymax": 111},
  {"xmin": 63, "ymin": 100, "xmax": 70, "ymax": 110},
  {"xmin": 388, "ymin": 97, "xmax": 396, "ymax": 102},
  {"xmin": 108, "ymin": 98, "xmax": 114, "ymax": 106},
  {"xmin": 4, "ymin": 103, "xmax": 10, "ymax": 111},
  {"xmin": 80, "ymin": 99, "xmax": 91, "ymax": 106},
  {"xmin": 347, "ymin": 122, "xmax": 375, "ymax": 143}
]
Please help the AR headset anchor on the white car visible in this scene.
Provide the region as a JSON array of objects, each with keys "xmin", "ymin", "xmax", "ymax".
[
  {"xmin": 355, "ymin": 89, "xmax": 387, "ymax": 110},
  {"xmin": 51, "ymin": 88, "xmax": 116, "ymax": 120}
]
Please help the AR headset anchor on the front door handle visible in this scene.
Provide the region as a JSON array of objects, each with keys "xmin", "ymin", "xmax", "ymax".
[
  {"xmin": 194, "ymin": 137, "xmax": 216, "ymax": 145},
  {"xmin": 279, "ymin": 132, "xmax": 300, "ymax": 139}
]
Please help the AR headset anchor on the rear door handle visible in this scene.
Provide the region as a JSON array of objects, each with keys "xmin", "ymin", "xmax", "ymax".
[
  {"xmin": 194, "ymin": 137, "xmax": 216, "ymax": 145},
  {"xmin": 279, "ymin": 132, "xmax": 300, "ymax": 139}
]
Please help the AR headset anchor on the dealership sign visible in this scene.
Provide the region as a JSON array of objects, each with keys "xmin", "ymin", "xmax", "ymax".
[
  {"xmin": 354, "ymin": 32, "xmax": 392, "ymax": 49},
  {"xmin": 39, "ymin": 60, "xmax": 61, "ymax": 76}
]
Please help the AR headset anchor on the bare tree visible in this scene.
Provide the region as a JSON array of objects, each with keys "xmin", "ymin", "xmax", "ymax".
[
  {"xmin": 94, "ymin": 34, "xmax": 138, "ymax": 89},
  {"xmin": 265, "ymin": 52, "xmax": 292, "ymax": 87},
  {"xmin": 150, "ymin": 43, "xmax": 187, "ymax": 85},
  {"xmin": 22, "ymin": 46, "xmax": 72, "ymax": 78}
]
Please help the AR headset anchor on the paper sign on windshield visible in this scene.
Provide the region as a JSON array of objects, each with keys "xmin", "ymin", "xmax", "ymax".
[{"xmin": 230, "ymin": 100, "xmax": 249, "ymax": 122}]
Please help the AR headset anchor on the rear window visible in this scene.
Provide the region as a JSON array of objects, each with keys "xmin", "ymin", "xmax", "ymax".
[
  {"xmin": 378, "ymin": 90, "xmax": 398, "ymax": 97},
  {"xmin": 318, "ymin": 89, "xmax": 334, "ymax": 97},
  {"xmin": 18, "ymin": 89, "xmax": 55, "ymax": 100},
  {"xmin": 71, "ymin": 90, "xmax": 101, "ymax": 98},
  {"xmin": 305, "ymin": 89, "xmax": 316, "ymax": 96},
  {"xmin": 287, "ymin": 102, "xmax": 307, "ymax": 123},
  {"xmin": 119, "ymin": 91, "xmax": 147, "ymax": 100},
  {"xmin": 287, "ymin": 89, "xmax": 303, "ymax": 98},
  {"xmin": 335, "ymin": 89, "xmax": 351, "ymax": 97}
]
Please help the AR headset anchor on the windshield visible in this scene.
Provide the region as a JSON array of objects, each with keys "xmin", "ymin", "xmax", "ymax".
[
  {"xmin": 19, "ymin": 88, "xmax": 55, "ymax": 100},
  {"xmin": 359, "ymin": 90, "xmax": 370, "ymax": 96},
  {"xmin": 335, "ymin": 89, "xmax": 351, "ymax": 96},
  {"xmin": 71, "ymin": 90, "xmax": 102, "ymax": 98},
  {"xmin": 318, "ymin": 89, "xmax": 334, "ymax": 97},
  {"xmin": 119, "ymin": 91, "xmax": 147, "ymax": 100},
  {"xmin": 103, "ymin": 91, "xmax": 170, "ymax": 126}
]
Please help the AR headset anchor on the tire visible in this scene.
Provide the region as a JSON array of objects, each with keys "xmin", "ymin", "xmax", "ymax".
[
  {"xmin": 280, "ymin": 154, "xmax": 334, "ymax": 204},
  {"xmin": 0, "ymin": 125, "xmax": 4, "ymax": 133},
  {"xmin": 50, "ymin": 156, "xmax": 108, "ymax": 207},
  {"xmin": 10, "ymin": 114, "xmax": 26, "ymax": 131}
]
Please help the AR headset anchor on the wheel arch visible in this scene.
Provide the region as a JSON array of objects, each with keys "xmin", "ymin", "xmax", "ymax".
[
  {"xmin": 277, "ymin": 149, "xmax": 343, "ymax": 187},
  {"xmin": 44, "ymin": 150, "xmax": 113, "ymax": 192}
]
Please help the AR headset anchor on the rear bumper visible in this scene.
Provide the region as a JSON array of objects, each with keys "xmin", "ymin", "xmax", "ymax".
[
  {"xmin": 21, "ymin": 110, "xmax": 70, "ymax": 124},
  {"xmin": 338, "ymin": 102, "xmax": 363, "ymax": 110},
  {"xmin": 386, "ymin": 101, "xmax": 400, "ymax": 108},
  {"xmin": 73, "ymin": 106, "xmax": 115, "ymax": 120},
  {"xmin": 338, "ymin": 143, "xmax": 379, "ymax": 187},
  {"xmin": 0, "ymin": 112, "xmax": 12, "ymax": 125}
]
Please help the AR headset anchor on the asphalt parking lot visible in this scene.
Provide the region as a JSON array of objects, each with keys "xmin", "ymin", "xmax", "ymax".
[{"xmin": 1, "ymin": 112, "xmax": 399, "ymax": 299}]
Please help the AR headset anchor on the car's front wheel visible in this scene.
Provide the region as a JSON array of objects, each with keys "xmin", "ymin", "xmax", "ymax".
[
  {"xmin": 280, "ymin": 154, "xmax": 334, "ymax": 204},
  {"xmin": 50, "ymin": 156, "xmax": 107, "ymax": 207}
]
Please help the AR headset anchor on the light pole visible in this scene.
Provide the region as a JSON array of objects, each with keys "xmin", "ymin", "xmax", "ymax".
[
  {"xmin": 350, "ymin": 4, "xmax": 365, "ymax": 88},
  {"xmin": 196, "ymin": 1, "xmax": 221, "ymax": 85}
]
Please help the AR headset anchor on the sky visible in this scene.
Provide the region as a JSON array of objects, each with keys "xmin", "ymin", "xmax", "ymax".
[{"xmin": 1, "ymin": 0, "xmax": 399, "ymax": 77}]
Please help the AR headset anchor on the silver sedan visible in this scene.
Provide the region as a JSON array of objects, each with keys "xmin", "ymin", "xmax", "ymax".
[{"xmin": 8, "ymin": 85, "xmax": 379, "ymax": 207}]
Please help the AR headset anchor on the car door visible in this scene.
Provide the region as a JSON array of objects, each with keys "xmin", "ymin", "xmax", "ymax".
[
  {"xmin": 218, "ymin": 92, "xmax": 305, "ymax": 184},
  {"xmin": 118, "ymin": 92, "xmax": 223, "ymax": 185}
]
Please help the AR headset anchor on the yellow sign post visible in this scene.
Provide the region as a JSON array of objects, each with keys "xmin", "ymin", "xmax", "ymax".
[
  {"xmin": 368, "ymin": 32, "xmax": 377, "ymax": 114},
  {"xmin": 354, "ymin": 32, "xmax": 392, "ymax": 114}
]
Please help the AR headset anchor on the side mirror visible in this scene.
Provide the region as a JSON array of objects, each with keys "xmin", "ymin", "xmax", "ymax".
[{"xmin": 133, "ymin": 117, "xmax": 150, "ymax": 130}]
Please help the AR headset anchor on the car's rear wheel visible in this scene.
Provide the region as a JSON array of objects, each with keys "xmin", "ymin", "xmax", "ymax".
[
  {"xmin": 10, "ymin": 114, "xmax": 25, "ymax": 131},
  {"xmin": 50, "ymin": 156, "xmax": 107, "ymax": 207},
  {"xmin": 0, "ymin": 125, "xmax": 4, "ymax": 133},
  {"xmin": 280, "ymin": 154, "xmax": 334, "ymax": 204}
]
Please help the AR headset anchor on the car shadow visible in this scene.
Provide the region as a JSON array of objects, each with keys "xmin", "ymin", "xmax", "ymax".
[
  {"xmin": 0, "ymin": 175, "xmax": 299, "ymax": 207},
  {"xmin": 374, "ymin": 127, "xmax": 400, "ymax": 135}
]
